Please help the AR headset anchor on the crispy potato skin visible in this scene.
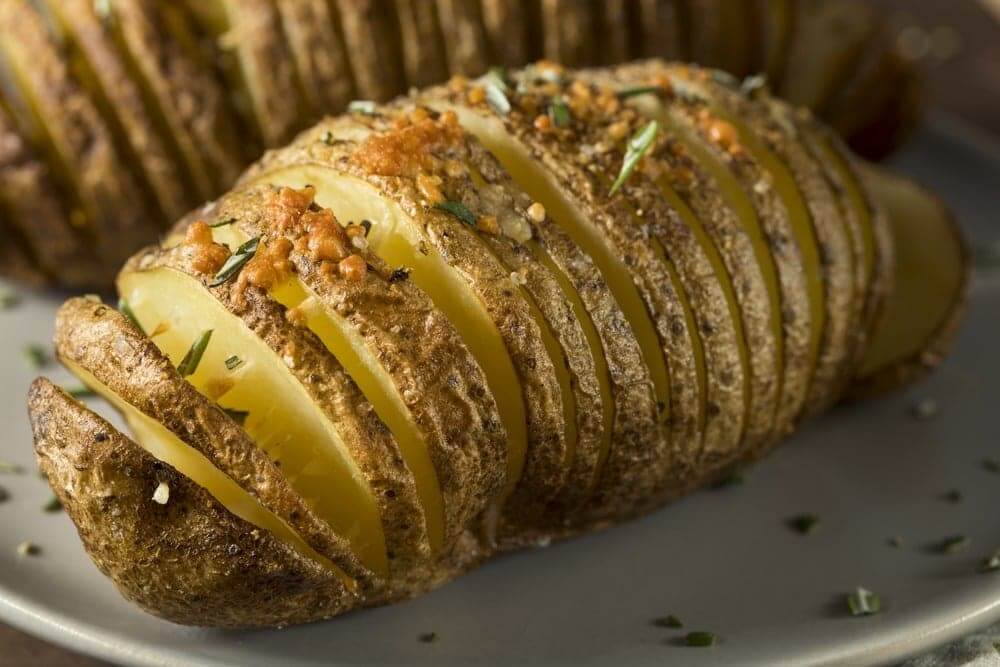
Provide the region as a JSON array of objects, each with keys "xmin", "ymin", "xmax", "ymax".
[{"xmin": 29, "ymin": 378, "xmax": 358, "ymax": 629}]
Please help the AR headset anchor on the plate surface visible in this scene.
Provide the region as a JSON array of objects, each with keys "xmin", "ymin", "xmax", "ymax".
[{"xmin": 0, "ymin": 117, "xmax": 998, "ymax": 667}]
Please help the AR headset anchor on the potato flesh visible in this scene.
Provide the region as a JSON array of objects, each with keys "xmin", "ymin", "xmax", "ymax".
[
  {"xmin": 61, "ymin": 360, "xmax": 352, "ymax": 586},
  {"xmin": 448, "ymin": 107, "xmax": 672, "ymax": 423},
  {"xmin": 858, "ymin": 168, "xmax": 964, "ymax": 375},
  {"xmin": 250, "ymin": 166, "xmax": 529, "ymax": 500},
  {"xmin": 211, "ymin": 220, "xmax": 445, "ymax": 554},
  {"xmin": 118, "ymin": 266, "xmax": 388, "ymax": 574}
]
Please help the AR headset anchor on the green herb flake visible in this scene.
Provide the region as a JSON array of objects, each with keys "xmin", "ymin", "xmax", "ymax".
[
  {"xmin": 0, "ymin": 289, "xmax": 19, "ymax": 310},
  {"xmin": 176, "ymin": 330, "xmax": 214, "ymax": 378},
  {"xmin": 847, "ymin": 587, "xmax": 881, "ymax": 616},
  {"xmin": 42, "ymin": 495, "xmax": 61, "ymax": 513},
  {"xmin": 210, "ymin": 217, "xmax": 237, "ymax": 229},
  {"xmin": 484, "ymin": 70, "xmax": 511, "ymax": 115},
  {"xmin": 936, "ymin": 534, "xmax": 970, "ymax": 555},
  {"xmin": 786, "ymin": 514, "xmax": 820, "ymax": 535},
  {"xmin": 548, "ymin": 96, "xmax": 571, "ymax": 127},
  {"xmin": 434, "ymin": 201, "xmax": 477, "ymax": 227},
  {"xmin": 65, "ymin": 385, "xmax": 96, "ymax": 399},
  {"xmin": 418, "ymin": 632, "xmax": 438, "ymax": 643},
  {"xmin": 617, "ymin": 86, "xmax": 664, "ymax": 100},
  {"xmin": 210, "ymin": 237, "xmax": 260, "ymax": 287},
  {"xmin": 118, "ymin": 298, "xmax": 145, "ymax": 334},
  {"xmin": 684, "ymin": 631, "xmax": 717, "ymax": 647},
  {"xmin": 980, "ymin": 550, "xmax": 1000, "ymax": 573},
  {"xmin": 224, "ymin": 355, "xmax": 243, "ymax": 371},
  {"xmin": 23, "ymin": 344, "xmax": 49, "ymax": 369},
  {"xmin": 653, "ymin": 615, "xmax": 683, "ymax": 628},
  {"xmin": 347, "ymin": 100, "xmax": 377, "ymax": 115},
  {"xmin": 16, "ymin": 541, "xmax": 39, "ymax": 557},
  {"xmin": 487, "ymin": 67, "xmax": 510, "ymax": 93},
  {"xmin": 222, "ymin": 408, "xmax": 249, "ymax": 426},
  {"xmin": 609, "ymin": 120, "xmax": 659, "ymax": 196},
  {"xmin": 741, "ymin": 74, "xmax": 768, "ymax": 96}
]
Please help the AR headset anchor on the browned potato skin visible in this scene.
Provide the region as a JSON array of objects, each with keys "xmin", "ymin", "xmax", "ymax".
[
  {"xmin": 0, "ymin": 221, "xmax": 48, "ymax": 288},
  {"xmin": 392, "ymin": 0, "xmax": 449, "ymax": 88},
  {"xmin": 168, "ymin": 188, "xmax": 506, "ymax": 556},
  {"xmin": 110, "ymin": 0, "xmax": 246, "ymax": 198},
  {"xmin": 435, "ymin": 0, "xmax": 490, "ymax": 76},
  {"xmin": 480, "ymin": 0, "xmax": 532, "ymax": 67},
  {"xmin": 28, "ymin": 378, "xmax": 358, "ymax": 629},
  {"xmin": 41, "ymin": 0, "xmax": 189, "ymax": 224},
  {"xmin": 239, "ymin": 114, "xmax": 574, "ymax": 537},
  {"xmin": 332, "ymin": 0, "xmax": 406, "ymax": 102},
  {"xmin": 0, "ymin": 104, "xmax": 107, "ymax": 288},
  {"xmin": 53, "ymin": 297, "xmax": 373, "ymax": 585},
  {"xmin": 0, "ymin": 0, "xmax": 155, "ymax": 273}
]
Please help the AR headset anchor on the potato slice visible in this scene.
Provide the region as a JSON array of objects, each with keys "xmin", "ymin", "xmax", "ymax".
[
  {"xmin": 754, "ymin": 0, "xmax": 794, "ymax": 84},
  {"xmin": 28, "ymin": 378, "xmax": 360, "ymax": 628},
  {"xmin": 687, "ymin": 0, "xmax": 757, "ymax": 76},
  {"xmin": 274, "ymin": 0, "xmax": 358, "ymax": 117},
  {"xmin": 52, "ymin": 297, "xmax": 370, "ymax": 583},
  {"xmin": 239, "ymin": 114, "xmax": 575, "ymax": 539},
  {"xmin": 480, "ymin": 0, "xmax": 532, "ymax": 67},
  {"xmin": 435, "ymin": 0, "xmax": 490, "ymax": 76},
  {"xmin": 0, "ymin": 0, "xmax": 154, "ymax": 269},
  {"xmin": 778, "ymin": 0, "xmax": 879, "ymax": 113},
  {"xmin": 539, "ymin": 0, "xmax": 599, "ymax": 66},
  {"xmin": 332, "ymin": 0, "xmax": 406, "ymax": 102},
  {"xmin": 105, "ymin": 0, "xmax": 246, "ymax": 198},
  {"xmin": 392, "ymin": 0, "xmax": 449, "ymax": 88},
  {"xmin": 0, "ymin": 218, "xmax": 47, "ymax": 287},
  {"xmin": 634, "ymin": 0, "xmax": 688, "ymax": 61},
  {"xmin": 38, "ymin": 0, "xmax": 190, "ymax": 223},
  {"xmin": 851, "ymin": 167, "xmax": 968, "ymax": 397},
  {"xmin": 0, "ymin": 100, "xmax": 106, "ymax": 287},
  {"xmin": 184, "ymin": 0, "xmax": 304, "ymax": 146}
]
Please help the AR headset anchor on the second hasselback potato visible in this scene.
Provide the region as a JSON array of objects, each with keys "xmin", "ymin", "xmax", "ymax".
[
  {"xmin": 0, "ymin": 0, "xmax": 920, "ymax": 288},
  {"xmin": 29, "ymin": 61, "xmax": 967, "ymax": 628}
]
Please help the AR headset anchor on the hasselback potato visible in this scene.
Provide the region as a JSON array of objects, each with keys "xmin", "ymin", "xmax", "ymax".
[
  {"xmin": 0, "ymin": 0, "xmax": 920, "ymax": 288},
  {"xmin": 27, "ymin": 61, "xmax": 967, "ymax": 628}
]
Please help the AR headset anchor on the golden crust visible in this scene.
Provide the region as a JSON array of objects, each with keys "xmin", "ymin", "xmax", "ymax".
[
  {"xmin": 28, "ymin": 378, "xmax": 357, "ymax": 629},
  {"xmin": 53, "ymin": 297, "xmax": 373, "ymax": 585},
  {"xmin": 0, "ymin": 0, "xmax": 155, "ymax": 270}
]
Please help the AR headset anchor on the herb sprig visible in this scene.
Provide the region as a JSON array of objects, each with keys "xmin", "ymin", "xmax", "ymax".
[
  {"xmin": 211, "ymin": 237, "xmax": 260, "ymax": 287},
  {"xmin": 434, "ymin": 201, "xmax": 477, "ymax": 227},
  {"xmin": 609, "ymin": 120, "xmax": 659, "ymax": 196},
  {"xmin": 177, "ymin": 330, "xmax": 213, "ymax": 378}
]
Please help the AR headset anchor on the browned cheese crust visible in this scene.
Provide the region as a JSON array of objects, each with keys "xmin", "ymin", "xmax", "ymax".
[{"xmin": 29, "ymin": 378, "xmax": 357, "ymax": 629}]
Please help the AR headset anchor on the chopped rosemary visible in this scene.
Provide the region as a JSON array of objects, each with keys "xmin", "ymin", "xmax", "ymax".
[
  {"xmin": 684, "ymin": 631, "xmax": 716, "ymax": 647},
  {"xmin": 210, "ymin": 217, "xmax": 237, "ymax": 228},
  {"xmin": 548, "ymin": 96, "xmax": 571, "ymax": 127},
  {"xmin": 434, "ymin": 201, "xmax": 477, "ymax": 227},
  {"xmin": 347, "ymin": 100, "xmax": 377, "ymax": 115},
  {"xmin": 418, "ymin": 632, "xmax": 438, "ymax": 643},
  {"xmin": 653, "ymin": 615, "xmax": 683, "ymax": 628},
  {"xmin": 487, "ymin": 66, "xmax": 510, "ymax": 93},
  {"xmin": 980, "ymin": 550, "xmax": 1000, "ymax": 573},
  {"xmin": 224, "ymin": 355, "xmax": 243, "ymax": 371},
  {"xmin": 118, "ymin": 298, "xmax": 145, "ymax": 334},
  {"xmin": 210, "ymin": 237, "xmax": 260, "ymax": 287},
  {"xmin": 935, "ymin": 534, "xmax": 970, "ymax": 555},
  {"xmin": 609, "ymin": 120, "xmax": 659, "ymax": 196},
  {"xmin": 846, "ymin": 587, "xmax": 881, "ymax": 616},
  {"xmin": 617, "ymin": 86, "xmax": 664, "ymax": 100},
  {"xmin": 222, "ymin": 408, "xmax": 250, "ymax": 426},
  {"xmin": 65, "ymin": 385, "xmax": 96, "ymax": 399},
  {"xmin": 321, "ymin": 130, "xmax": 335, "ymax": 145},
  {"xmin": 42, "ymin": 495, "xmax": 61, "ymax": 512},
  {"xmin": 484, "ymin": 69, "xmax": 511, "ymax": 115},
  {"xmin": 0, "ymin": 460, "xmax": 23, "ymax": 474},
  {"xmin": 23, "ymin": 344, "xmax": 49, "ymax": 369},
  {"xmin": 786, "ymin": 514, "xmax": 820, "ymax": 535},
  {"xmin": 176, "ymin": 330, "xmax": 213, "ymax": 378}
]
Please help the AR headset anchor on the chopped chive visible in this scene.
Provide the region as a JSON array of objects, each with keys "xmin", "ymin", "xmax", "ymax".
[
  {"xmin": 118, "ymin": 298, "xmax": 145, "ymax": 334},
  {"xmin": 65, "ymin": 385, "xmax": 96, "ymax": 399},
  {"xmin": 711, "ymin": 70, "xmax": 740, "ymax": 87},
  {"xmin": 210, "ymin": 237, "xmax": 260, "ymax": 287},
  {"xmin": 42, "ymin": 495, "xmax": 61, "ymax": 513},
  {"xmin": 209, "ymin": 217, "xmax": 237, "ymax": 229},
  {"xmin": 846, "ymin": 587, "xmax": 881, "ymax": 616},
  {"xmin": 23, "ymin": 344, "xmax": 49, "ymax": 369},
  {"xmin": 617, "ymin": 86, "xmax": 664, "ymax": 100},
  {"xmin": 0, "ymin": 288, "xmax": 19, "ymax": 310},
  {"xmin": 935, "ymin": 534, "xmax": 970, "ymax": 555},
  {"xmin": 434, "ymin": 201, "xmax": 477, "ymax": 227},
  {"xmin": 487, "ymin": 67, "xmax": 510, "ymax": 93},
  {"xmin": 176, "ymin": 330, "xmax": 213, "ymax": 378},
  {"xmin": 224, "ymin": 355, "xmax": 243, "ymax": 371},
  {"xmin": 347, "ymin": 100, "xmax": 377, "ymax": 115},
  {"xmin": 786, "ymin": 514, "xmax": 820, "ymax": 535},
  {"xmin": 0, "ymin": 460, "xmax": 24, "ymax": 474},
  {"xmin": 609, "ymin": 120, "xmax": 659, "ymax": 196},
  {"xmin": 548, "ymin": 96, "xmax": 571, "ymax": 127},
  {"xmin": 418, "ymin": 632, "xmax": 438, "ymax": 643},
  {"xmin": 222, "ymin": 408, "xmax": 249, "ymax": 426},
  {"xmin": 484, "ymin": 70, "xmax": 511, "ymax": 115},
  {"xmin": 653, "ymin": 615, "xmax": 683, "ymax": 628},
  {"xmin": 684, "ymin": 631, "xmax": 716, "ymax": 647}
]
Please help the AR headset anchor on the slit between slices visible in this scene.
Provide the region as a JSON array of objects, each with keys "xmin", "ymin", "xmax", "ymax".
[
  {"xmin": 444, "ymin": 106, "xmax": 671, "ymax": 423},
  {"xmin": 248, "ymin": 165, "xmax": 529, "ymax": 506},
  {"xmin": 118, "ymin": 265, "xmax": 388, "ymax": 575},
  {"xmin": 60, "ymin": 360, "xmax": 355, "ymax": 590}
]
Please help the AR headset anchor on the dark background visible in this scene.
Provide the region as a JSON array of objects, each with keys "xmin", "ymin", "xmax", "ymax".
[{"xmin": 2, "ymin": 1, "xmax": 997, "ymax": 664}]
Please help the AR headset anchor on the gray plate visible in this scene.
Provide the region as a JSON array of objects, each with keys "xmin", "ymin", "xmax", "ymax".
[{"xmin": 0, "ymin": 116, "xmax": 998, "ymax": 667}]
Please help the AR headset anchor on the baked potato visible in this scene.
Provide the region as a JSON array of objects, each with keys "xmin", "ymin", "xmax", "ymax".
[
  {"xmin": 28, "ymin": 62, "xmax": 968, "ymax": 628},
  {"xmin": 0, "ymin": 0, "xmax": 923, "ymax": 289}
]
